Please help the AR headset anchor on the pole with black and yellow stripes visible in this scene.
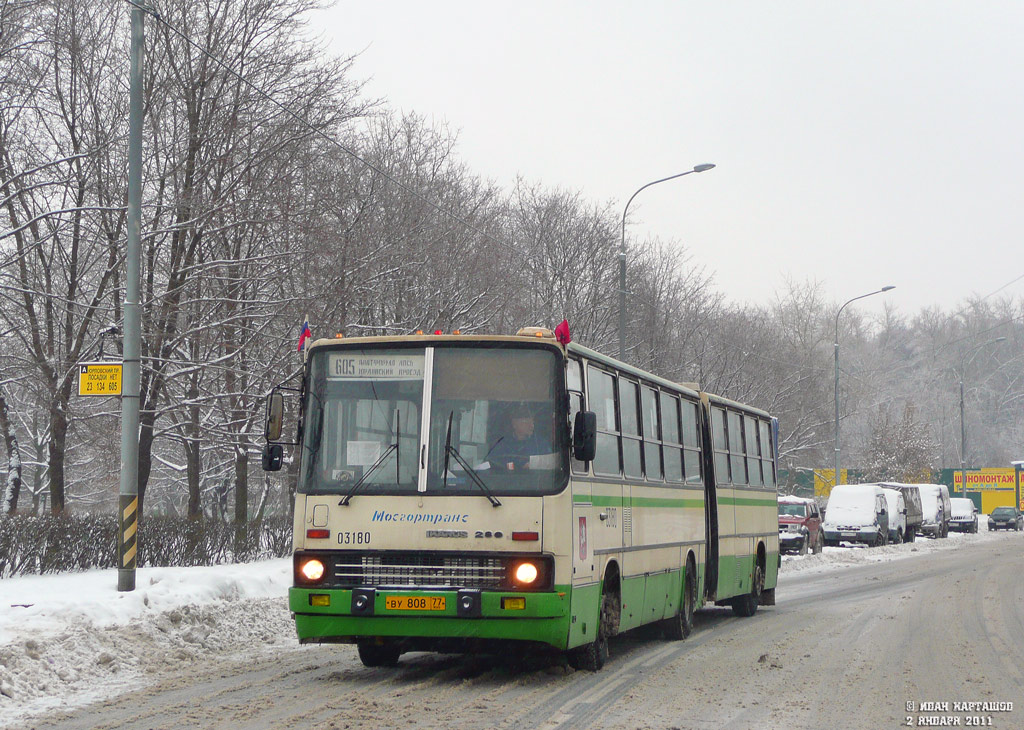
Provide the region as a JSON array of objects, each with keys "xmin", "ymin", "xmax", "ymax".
[{"xmin": 118, "ymin": 0, "xmax": 147, "ymax": 592}]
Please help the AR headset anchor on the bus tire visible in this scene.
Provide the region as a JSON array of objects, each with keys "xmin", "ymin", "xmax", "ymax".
[
  {"xmin": 662, "ymin": 561, "xmax": 696, "ymax": 641},
  {"xmin": 357, "ymin": 641, "xmax": 401, "ymax": 668},
  {"xmin": 731, "ymin": 557, "xmax": 764, "ymax": 618}
]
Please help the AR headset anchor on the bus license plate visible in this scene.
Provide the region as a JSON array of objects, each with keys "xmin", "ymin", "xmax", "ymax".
[{"xmin": 384, "ymin": 596, "xmax": 446, "ymax": 611}]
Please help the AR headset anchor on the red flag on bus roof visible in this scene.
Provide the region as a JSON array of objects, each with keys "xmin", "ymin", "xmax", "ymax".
[
  {"xmin": 554, "ymin": 319, "xmax": 571, "ymax": 345},
  {"xmin": 297, "ymin": 316, "xmax": 312, "ymax": 352}
]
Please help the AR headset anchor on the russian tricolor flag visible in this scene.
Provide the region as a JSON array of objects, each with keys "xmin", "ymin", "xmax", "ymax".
[{"xmin": 297, "ymin": 316, "xmax": 312, "ymax": 352}]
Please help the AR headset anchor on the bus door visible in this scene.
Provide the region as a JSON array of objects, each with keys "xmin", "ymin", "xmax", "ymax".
[{"xmin": 569, "ymin": 359, "xmax": 596, "ymax": 585}]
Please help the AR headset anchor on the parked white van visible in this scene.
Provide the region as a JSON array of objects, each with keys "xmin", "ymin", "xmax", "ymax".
[
  {"xmin": 880, "ymin": 487, "xmax": 907, "ymax": 543},
  {"xmin": 917, "ymin": 484, "xmax": 951, "ymax": 538},
  {"xmin": 823, "ymin": 484, "xmax": 890, "ymax": 547}
]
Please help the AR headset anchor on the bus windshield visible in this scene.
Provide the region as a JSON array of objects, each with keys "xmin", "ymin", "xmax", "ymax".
[{"xmin": 298, "ymin": 344, "xmax": 568, "ymax": 497}]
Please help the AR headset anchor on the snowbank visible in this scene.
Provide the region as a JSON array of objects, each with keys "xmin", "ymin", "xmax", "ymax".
[
  {"xmin": 0, "ymin": 559, "xmax": 292, "ymax": 726},
  {"xmin": 778, "ymin": 516, "xmax": 1002, "ymax": 576}
]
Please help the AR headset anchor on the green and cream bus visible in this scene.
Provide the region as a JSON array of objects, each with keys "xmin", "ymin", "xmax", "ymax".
[{"xmin": 262, "ymin": 327, "xmax": 779, "ymax": 670}]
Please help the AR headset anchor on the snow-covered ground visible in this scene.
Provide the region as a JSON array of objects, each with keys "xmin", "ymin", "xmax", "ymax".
[
  {"xmin": 0, "ymin": 517, "xmax": 1010, "ymax": 727},
  {"xmin": 0, "ymin": 560, "xmax": 294, "ymax": 728}
]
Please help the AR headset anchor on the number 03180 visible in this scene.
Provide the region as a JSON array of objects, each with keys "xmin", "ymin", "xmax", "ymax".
[{"xmin": 337, "ymin": 531, "xmax": 370, "ymax": 545}]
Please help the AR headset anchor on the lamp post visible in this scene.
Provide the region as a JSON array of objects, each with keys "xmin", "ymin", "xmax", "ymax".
[
  {"xmin": 619, "ymin": 163, "xmax": 715, "ymax": 361},
  {"xmin": 834, "ymin": 286, "xmax": 895, "ymax": 487},
  {"xmin": 1012, "ymin": 460, "xmax": 1024, "ymax": 511},
  {"xmin": 958, "ymin": 337, "xmax": 1006, "ymax": 497}
]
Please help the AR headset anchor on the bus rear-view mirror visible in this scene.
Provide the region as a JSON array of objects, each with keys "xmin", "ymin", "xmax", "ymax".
[
  {"xmin": 265, "ymin": 391, "xmax": 284, "ymax": 442},
  {"xmin": 573, "ymin": 411, "xmax": 597, "ymax": 462}
]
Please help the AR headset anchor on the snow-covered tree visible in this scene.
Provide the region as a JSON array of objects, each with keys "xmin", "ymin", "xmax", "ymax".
[{"xmin": 861, "ymin": 403, "xmax": 936, "ymax": 483}]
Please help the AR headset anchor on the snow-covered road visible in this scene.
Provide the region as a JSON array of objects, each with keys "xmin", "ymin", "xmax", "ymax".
[{"xmin": 0, "ymin": 521, "xmax": 1017, "ymax": 729}]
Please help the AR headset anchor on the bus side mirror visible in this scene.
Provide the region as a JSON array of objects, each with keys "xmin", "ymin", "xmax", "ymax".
[
  {"xmin": 265, "ymin": 391, "xmax": 284, "ymax": 441},
  {"xmin": 573, "ymin": 411, "xmax": 597, "ymax": 462},
  {"xmin": 262, "ymin": 443, "xmax": 283, "ymax": 472}
]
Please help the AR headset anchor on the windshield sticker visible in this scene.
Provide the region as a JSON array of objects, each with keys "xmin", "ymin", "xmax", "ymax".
[
  {"xmin": 347, "ymin": 440, "xmax": 381, "ymax": 466},
  {"xmin": 327, "ymin": 354, "xmax": 424, "ymax": 380},
  {"xmin": 372, "ymin": 510, "xmax": 469, "ymax": 525}
]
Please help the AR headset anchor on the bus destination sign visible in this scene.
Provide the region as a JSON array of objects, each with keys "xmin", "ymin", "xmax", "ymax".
[
  {"xmin": 78, "ymin": 362, "xmax": 123, "ymax": 396},
  {"xmin": 327, "ymin": 354, "xmax": 424, "ymax": 380}
]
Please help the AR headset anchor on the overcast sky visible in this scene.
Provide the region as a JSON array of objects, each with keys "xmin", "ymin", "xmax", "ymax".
[{"xmin": 311, "ymin": 1, "xmax": 1024, "ymax": 316}]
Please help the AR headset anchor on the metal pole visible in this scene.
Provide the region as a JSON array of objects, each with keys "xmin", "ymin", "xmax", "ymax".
[
  {"xmin": 833, "ymin": 286, "xmax": 895, "ymax": 489},
  {"xmin": 618, "ymin": 164, "xmax": 714, "ymax": 362},
  {"xmin": 618, "ymin": 248, "xmax": 626, "ymax": 361},
  {"xmin": 118, "ymin": 4, "xmax": 144, "ymax": 592},
  {"xmin": 955, "ymin": 336, "xmax": 1005, "ymax": 504},
  {"xmin": 1015, "ymin": 462, "xmax": 1022, "ymax": 511},
  {"xmin": 833, "ymin": 340, "xmax": 840, "ymax": 488},
  {"xmin": 959, "ymin": 379, "xmax": 967, "ymax": 498}
]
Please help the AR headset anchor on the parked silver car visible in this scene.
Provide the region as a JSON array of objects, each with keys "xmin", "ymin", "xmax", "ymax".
[{"xmin": 948, "ymin": 497, "xmax": 978, "ymax": 533}]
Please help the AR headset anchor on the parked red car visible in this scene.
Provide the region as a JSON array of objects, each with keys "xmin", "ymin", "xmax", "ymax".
[{"xmin": 778, "ymin": 495, "xmax": 824, "ymax": 555}]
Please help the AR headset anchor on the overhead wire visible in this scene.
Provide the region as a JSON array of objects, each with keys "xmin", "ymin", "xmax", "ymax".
[{"xmin": 982, "ymin": 272, "xmax": 1024, "ymax": 301}]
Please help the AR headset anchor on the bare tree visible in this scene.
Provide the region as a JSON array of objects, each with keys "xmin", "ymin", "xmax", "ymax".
[
  {"xmin": 130, "ymin": 0, "xmax": 369, "ymax": 512},
  {"xmin": 0, "ymin": 384, "xmax": 23, "ymax": 514},
  {"xmin": 0, "ymin": 0, "xmax": 125, "ymax": 512},
  {"xmin": 862, "ymin": 402, "xmax": 936, "ymax": 483}
]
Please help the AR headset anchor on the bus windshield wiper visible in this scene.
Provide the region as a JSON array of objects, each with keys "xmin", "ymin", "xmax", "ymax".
[
  {"xmin": 339, "ymin": 442, "xmax": 397, "ymax": 506},
  {"xmin": 339, "ymin": 410, "xmax": 401, "ymax": 506},
  {"xmin": 442, "ymin": 411, "xmax": 501, "ymax": 508}
]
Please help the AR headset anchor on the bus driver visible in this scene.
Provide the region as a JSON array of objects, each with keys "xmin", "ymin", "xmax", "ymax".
[{"xmin": 489, "ymin": 403, "xmax": 549, "ymax": 472}]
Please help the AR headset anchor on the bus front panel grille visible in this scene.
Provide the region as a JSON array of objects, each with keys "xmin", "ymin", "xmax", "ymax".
[{"xmin": 332, "ymin": 553, "xmax": 508, "ymax": 589}]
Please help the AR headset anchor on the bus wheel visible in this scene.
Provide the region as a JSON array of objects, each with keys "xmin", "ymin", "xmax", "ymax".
[
  {"xmin": 662, "ymin": 566, "xmax": 695, "ymax": 641},
  {"xmin": 569, "ymin": 590, "xmax": 616, "ymax": 671},
  {"xmin": 731, "ymin": 560, "xmax": 763, "ymax": 618},
  {"xmin": 357, "ymin": 641, "xmax": 401, "ymax": 668}
]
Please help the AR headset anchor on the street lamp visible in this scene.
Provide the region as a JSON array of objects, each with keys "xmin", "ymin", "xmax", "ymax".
[
  {"xmin": 619, "ymin": 163, "xmax": 715, "ymax": 361},
  {"xmin": 958, "ymin": 337, "xmax": 1006, "ymax": 497},
  {"xmin": 833, "ymin": 286, "xmax": 895, "ymax": 487}
]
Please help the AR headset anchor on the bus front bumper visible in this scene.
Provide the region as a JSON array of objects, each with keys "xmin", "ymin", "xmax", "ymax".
[{"xmin": 289, "ymin": 586, "xmax": 572, "ymax": 649}]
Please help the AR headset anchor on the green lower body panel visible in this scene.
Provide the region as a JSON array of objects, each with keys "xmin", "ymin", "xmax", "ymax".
[
  {"xmin": 765, "ymin": 549, "xmax": 779, "ymax": 590},
  {"xmin": 716, "ymin": 547, "xmax": 779, "ymax": 602},
  {"xmin": 290, "ymin": 586, "xmax": 572, "ymax": 650}
]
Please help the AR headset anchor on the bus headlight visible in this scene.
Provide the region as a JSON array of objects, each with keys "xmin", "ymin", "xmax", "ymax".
[
  {"xmin": 514, "ymin": 561, "xmax": 539, "ymax": 585},
  {"xmin": 299, "ymin": 558, "xmax": 325, "ymax": 582}
]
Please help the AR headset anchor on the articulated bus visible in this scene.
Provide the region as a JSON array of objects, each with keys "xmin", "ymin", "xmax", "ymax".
[{"xmin": 262, "ymin": 327, "xmax": 779, "ymax": 670}]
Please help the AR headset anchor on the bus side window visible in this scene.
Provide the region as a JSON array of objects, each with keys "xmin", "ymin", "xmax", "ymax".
[
  {"xmin": 745, "ymin": 415, "xmax": 763, "ymax": 487},
  {"xmin": 760, "ymin": 419, "xmax": 776, "ymax": 487},
  {"xmin": 641, "ymin": 385, "xmax": 662, "ymax": 481},
  {"xmin": 619, "ymin": 378, "xmax": 642, "ymax": 479},
  {"xmin": 681, "ymin": 399, "xmax": 702, "ymax": 484},
  {"xmin": 728, "ymin": 411, "xmax": 747, "ymax": 485},
  {"xmin": 588, "ymin": 366, "xmax": 620, "ymax": 476},
  {"xmin": 660, "ymin": 392, "xmax": 683, "ymax": 483},
  {"xmin": 712, "ymin": 407, "xmax": 730, "ymax": 484}
]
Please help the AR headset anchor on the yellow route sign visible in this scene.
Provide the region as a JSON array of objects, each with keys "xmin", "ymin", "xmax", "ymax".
[{"xmin": 78, "ymin": 361, "xmax": 123, "ymax": 396}]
